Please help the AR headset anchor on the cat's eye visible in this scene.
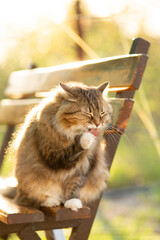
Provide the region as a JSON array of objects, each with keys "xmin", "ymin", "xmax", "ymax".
[
  {"xmin": 100, "ymin": 111, "xmax": 106, "ymax": 117},
  {"xmin": 88, "ymin": 106, "xmax": 92, "ymax": 113},
  {"xmin": 82, "ymin": 111, "xmax": 93, "ymax": 119}
]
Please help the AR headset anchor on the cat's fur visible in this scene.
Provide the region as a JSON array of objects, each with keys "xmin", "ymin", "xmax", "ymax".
[{"xmin": 13, "ymin": 82, "xmax": 112, "ymax": 211}]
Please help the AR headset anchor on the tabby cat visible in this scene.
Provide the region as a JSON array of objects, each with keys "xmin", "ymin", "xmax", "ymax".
[{"xmin": 13, "ymin": 82, "xmax": 112, "ymax": 211}]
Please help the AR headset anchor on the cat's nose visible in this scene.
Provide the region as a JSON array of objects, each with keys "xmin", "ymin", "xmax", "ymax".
[{"xmin": 95, "ymin": 122, "xmax": 100, "ymax": 127}]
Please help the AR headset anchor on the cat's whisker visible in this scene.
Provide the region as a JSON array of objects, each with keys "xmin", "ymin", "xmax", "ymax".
[
  {"xmin": 110, "ymin": 132, "xmax": 120, "ymax": 144},
  {"xmin": 107, "ymin": 134, "xmax": 118, "ymax": 150},
  {"xmin": 105, "ymin": 124, "xmax": 129, "ymax": 140},
  {"xmin": 104, "ymin": 126, "xmax": 125, "ymax": 147},
  {"xmin": 108, "ymin": 125, "xmax": 130, "ymax": 143},
  {"xmin": 104, "ymin": 130, "xmax": 119, "ymax": 149}
]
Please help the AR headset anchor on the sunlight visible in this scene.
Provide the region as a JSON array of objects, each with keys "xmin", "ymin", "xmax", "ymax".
[
  {"xmin": 0, "ymin": 0, "xmax": 160, "ymax": 61},
  {"xmin": 0, "ymin": 177, "xmax": 17, "ymax": 189},
  {"xmin": 85, "ymin": 0, "xmax": 160, "ymax": 38},
  {"xmin": 0, "ymin": 0, "xmax": 70, "ymax": 61},
  {"xmin": 145, "ymin": 5, "xmax": 160, "ymax": 37},
  {"xmin": 0, "ymin": 0, "xmax": 68, "ymax": 28},
  {"xmin": 85, "ymin": 0, "xmax": 129, "ymax": 17}
]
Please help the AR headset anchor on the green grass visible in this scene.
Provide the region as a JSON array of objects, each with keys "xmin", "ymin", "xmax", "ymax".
[{"xmin": 108, "ymin": 134, "xmax": 160, "ymax": 188}]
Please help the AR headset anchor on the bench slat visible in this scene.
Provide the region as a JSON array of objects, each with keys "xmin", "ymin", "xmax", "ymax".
[
  {"xmin": 41, "ymin": 206, "xmax": 91, "ymax": 221},
  {"xmin": 0, "ymin": 176, "xmax": 91, "ymax": 225},
  {"xmin": 5, "ymin": 54, "xmax": 148, "ymax": 98},
  {"xmin": 0, "ymin": 99, "xmax": 40, "ymax": 125},
  {"xmin": 0, "ymin": 195, "xmax": 44, "ymax": 224},
  {"xmin": 0, "ymin": 195, "xmax": 91, "ymax": 225},
  {"xmin": 0, "ymin": 98, "xmax": 133, "ymax": 130},
  {"xmin": 110, "ymin": 98, "xmax": 134, "ymax": 132}
]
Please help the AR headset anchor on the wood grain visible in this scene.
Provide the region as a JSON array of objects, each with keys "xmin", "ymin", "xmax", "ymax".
[
  {"xmin": 41, "ymin": 205, "xmax": 91, "ymax": 221},
  {"xmin": 0, "ymin": 98, "xmax": 41, "ymax": 125},
  {"xmin": 0, "ymin": 195, "xmax": 44, "ymax": 224},
  {"xmin": 0, "ymin": 98, "xmax": 130, "ymax": 130},
  {"xmin": 5, "ymin": 54, "xmax": 148, "ymax": 98}
]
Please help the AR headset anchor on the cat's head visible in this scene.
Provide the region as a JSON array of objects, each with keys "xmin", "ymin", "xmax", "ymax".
[{"xmin": 55, "ymin": 82, "xmax": 112, "ymax": 138}]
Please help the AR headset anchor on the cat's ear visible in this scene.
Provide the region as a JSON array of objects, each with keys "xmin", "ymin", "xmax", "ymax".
[
  {"xmin": 60, "ymin": 83, "xmax": 75, "ymax": 97},
  {"xmin": 97, "ymin": 82, "xmax": 109, "ymax": 94}
]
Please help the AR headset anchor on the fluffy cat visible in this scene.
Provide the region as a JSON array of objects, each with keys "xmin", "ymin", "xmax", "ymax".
[{"xmin": 13, "ymin": 82, "xmax": 112, "ymax": 211}]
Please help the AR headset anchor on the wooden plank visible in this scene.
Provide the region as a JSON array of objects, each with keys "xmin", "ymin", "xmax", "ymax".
[
  {"xmin": 5, "ymin": 54, "xmax": 148, "ymax": 98},
  {"xmin": 0, "ymin": 216, "xmax": 79, "ymax": 235},
  {"xmin": 109, "ymin": 98, "xmax": 124, "ymax": 127},
  {"xmin": 0, "ymin": 98, "xmax": 41, "ymax": 125},
  {"xmin": 105, "ymin": 99, "xmax": 134, "ymax": 169},
  {"xmin": 41, "ymin": 206, "xmax": 91, "ymax": 221},
  {"xmin": 17, "ymin": 226, "xmax": 41, "ymax": 240},
  {"xmin": 0, "ymin": 195, "xmax": 44, "ymax": 224},
  {"xmin": 0, "ymin": 98, "xmax": 131, "ymax": 130},
  {"xmin": 110, "ymin": 98, "xmax": 134, "ymax": 132},
  {"xmin": 70, "ymin": 196, "xmax": 101, "ymax": 240},
  {"xmin": 116, "ymin": 38, "xmax": 150, "ymax": 99},
  {"xmin": 45, "ymin": 229, "xmax": 65, "ymax": 240},
  {"xmin": 129, "ymin": 37, "xmax": 150, "ymax": 55}
]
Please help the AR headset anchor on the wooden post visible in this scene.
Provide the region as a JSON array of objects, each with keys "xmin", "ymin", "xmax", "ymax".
[
  {"xmin": 69, "ymin": 196, "xmax": 102, "ymax": 240},
  {"xmin": 116, "ymin": 38, "xmax": 150, "ymax": 99},
  {"xmin": 17, "ymin": 226, "xmax": 41, "ymax": 240},
  {"xmin": 75, "ymin": 0, "xmax": 84, "ymax": 60},
  {"xmin": 107, "ymin": 38, "xmax": 150, "ymax": 169}
]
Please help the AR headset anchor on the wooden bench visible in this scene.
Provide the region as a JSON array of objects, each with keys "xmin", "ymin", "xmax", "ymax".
[{"xmin": 0, "ymin": 38, "xmax": 150, "ymax": 240}]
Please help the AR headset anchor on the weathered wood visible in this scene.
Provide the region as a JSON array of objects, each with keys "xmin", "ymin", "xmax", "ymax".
[
  {"xmin": 117, "ymin": 38, "xmax": 150, "ymax": 99},
  {"xmin": 129, "ymin": 37, "xmax": 150, "ymax": 55},
  {"xmin": 45, "ymin": 230, "xmax": 55, "ymax": 240},
  {"xmin": 0, "ymin": 98, "xmax": 133, "ymax": 132},
  {"xmin": 69, "ymin": 196, "xmax": 101, "ymax": 240},
  {"xmin": 45, "ymin": 230, "xmax": 56, "ymax": 240},
  {"xmin": 113, "ymin": 99, "xmax": 134, "ymax": 132},
  {"xmin": 45, "ymin": 229, "xmax": 66, "ymax": 240},
  {"xmin": 0, "ymin": 99, "xmax": 41, "ymax": 125},
  {"xmin": 105, "ymin": 99, "xmax": 134, "ymax": 169},
  {"xmin": 109, "ymin": 98, "xmax": 134, "ymax": 131},
  {"xmin": 0, "ymin": 216, "xmax": 79, "ymax": 235},
  {"xmin": 105, "ymin": 131, "xmax": 121, "ymax": 171},
  {"xmin": 107, "ymin": 38, "xmax": 150, "ymax": 170},
  {"xmin": 17, "ymin": 226, "xmax": 41, "ymax": 240},
  {"xmin": 5, "ymin": 54, "xmax": 148, "ymax": 98},
  {"xmin": 41, "ymin": 205, "xmax": 90, "ymax": 221},
  {"xmin": 0, "ymin": 195, "xmax": 44, "ymax": 224}
]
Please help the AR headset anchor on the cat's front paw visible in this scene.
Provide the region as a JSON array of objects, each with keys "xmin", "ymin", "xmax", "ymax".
[
  {"xmin": 41, "ymin": 197, "xmax": 61, "ymax": 207},
  {"xmin": 80, "ymin": 132, "xmax": 95, "ymax": 149},
  {"xmin": 64, "ymin": 198, "xmax": 82, "ymax": 211}
]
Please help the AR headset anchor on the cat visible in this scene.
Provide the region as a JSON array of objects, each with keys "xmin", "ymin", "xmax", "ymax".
[{"xmin": 13, "ymin": 81, "xmax": 112, "ymax": 211}]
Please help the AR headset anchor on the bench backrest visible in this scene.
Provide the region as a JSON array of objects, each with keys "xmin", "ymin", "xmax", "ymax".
[
  {"xmin": 0, "ymin": 38, "xmax": 150, "ymax": 170},
  {"xmin": 5, "ymin": 53, "xmax": 147, "ymax": 98}
]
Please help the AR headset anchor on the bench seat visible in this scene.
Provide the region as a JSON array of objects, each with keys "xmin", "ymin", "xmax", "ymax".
[{"xmin": 0, "ymin": 195, "xmax": 90, "ymax": 225}]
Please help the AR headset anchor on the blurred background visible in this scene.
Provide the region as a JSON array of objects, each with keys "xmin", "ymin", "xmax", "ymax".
[{"xmin": 0, "ymin": 0, "xmax": 160, "ymax": 239}]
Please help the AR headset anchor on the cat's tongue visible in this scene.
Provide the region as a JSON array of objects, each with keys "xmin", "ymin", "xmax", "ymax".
[{"xmin": 89, "ymin": 128, "xmax": 98, "ymax": 136}]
